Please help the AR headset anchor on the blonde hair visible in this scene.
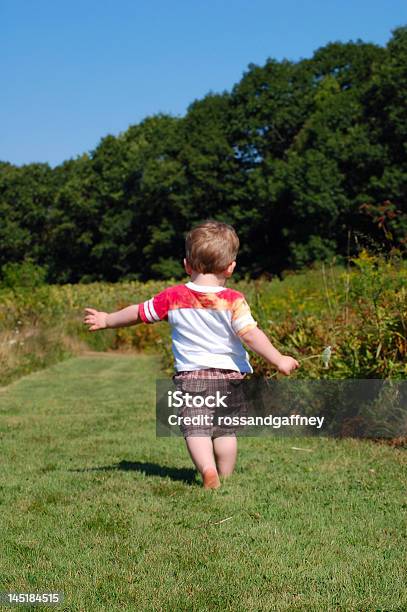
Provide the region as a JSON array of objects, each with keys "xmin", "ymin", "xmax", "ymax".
[{"xmin": 185, "ymin": 220, "xmax": 239, "ymax": 274}]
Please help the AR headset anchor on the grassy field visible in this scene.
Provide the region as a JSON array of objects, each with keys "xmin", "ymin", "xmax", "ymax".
[
  {"xmin": 0, "ymin": 353, "xmax": 406, "ymax": 611},
  {"xmin": 1, "ymin": 253, "xmax": 406, "ymax": 386}
]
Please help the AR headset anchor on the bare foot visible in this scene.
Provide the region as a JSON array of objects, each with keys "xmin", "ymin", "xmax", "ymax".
[{"xmin": 202, "ymin": 468, "xmax": 221, "ymax": 490}]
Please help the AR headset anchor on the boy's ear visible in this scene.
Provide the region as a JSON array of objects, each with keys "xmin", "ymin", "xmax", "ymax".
[
  {"xmin": 224, "ymin": 261, "xmax": 236, "ymax": 277},
  {"xmin": 183, "ymin": 258, "xmax": 192, "ymax": 275}
]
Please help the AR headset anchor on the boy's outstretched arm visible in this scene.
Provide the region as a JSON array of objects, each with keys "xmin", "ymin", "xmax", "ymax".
[
  {"xmin": 83, "ymin": 305, "xmax": 141, "ymax": 331},
  {"xmin": 240, "ymin": 326, "xmax": 299, "ymax": 375}
]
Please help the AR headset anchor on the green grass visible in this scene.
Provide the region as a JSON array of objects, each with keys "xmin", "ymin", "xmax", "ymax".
[{"xmin": 0, "ymin": 354, "xmax": 406, "ymax": 611}]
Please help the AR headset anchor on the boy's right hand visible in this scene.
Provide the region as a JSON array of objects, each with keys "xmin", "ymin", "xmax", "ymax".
[
  {"xmin": 83, "ymin": 308, "xmax": 109, "ymax": 331},
  {"xmin": 275, "ymin": 355, "xmax": 300, "ymax": 376}
]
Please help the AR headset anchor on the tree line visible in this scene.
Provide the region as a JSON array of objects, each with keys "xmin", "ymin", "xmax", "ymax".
[{"xmin": 1, "ymin": 26, "xmax": 406, "ymax": 284}]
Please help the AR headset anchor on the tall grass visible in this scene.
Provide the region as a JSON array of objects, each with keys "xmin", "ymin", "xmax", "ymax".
[
  {"xmin": 0, "ymin": 252, "xmax": 405, "ymax": 386},
  {"xmin": 246, "ymin": 251, "xmax": 406, "ymax": 379},
  {"xmin": 0, "ymin": 282, "xmax": 170, "ymax": 385}
]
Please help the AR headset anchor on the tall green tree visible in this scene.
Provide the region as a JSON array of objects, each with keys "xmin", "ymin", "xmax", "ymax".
[
  {"xmin": 0, "ymin": 162, "xmax": 54, "ymax": 272},
  {"xmin": 1, "ymin": 29, "xmax": 405, "ymax": 282}
]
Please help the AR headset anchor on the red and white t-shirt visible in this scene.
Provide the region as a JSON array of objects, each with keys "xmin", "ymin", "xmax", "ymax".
[{"xmin": 138, "ymin": 281, "xmax": 258, "ymax": 373}]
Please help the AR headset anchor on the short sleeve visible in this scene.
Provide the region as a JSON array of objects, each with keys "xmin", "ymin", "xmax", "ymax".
[
  {"xmin": 139, "ymin": 288, "xmax": 170, "ymax": 324},
  {"xmin": 231, "ymin": 295, "xmax": 258, "ymax": 337}
]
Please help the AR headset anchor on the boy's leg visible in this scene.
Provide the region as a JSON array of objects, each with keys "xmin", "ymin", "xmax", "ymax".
[
  {"xmin": 213, "ymin": 435, "xmax": 237, "ymax": 477},
  {"xmin": 185, "ymin": 436, "xmax": 220, "ymax": 489}
]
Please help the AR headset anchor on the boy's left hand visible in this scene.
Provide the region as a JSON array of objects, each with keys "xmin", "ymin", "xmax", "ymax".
[{"xmin": 276, "ymin": 355, "xmax": 300, "ymax": 376}]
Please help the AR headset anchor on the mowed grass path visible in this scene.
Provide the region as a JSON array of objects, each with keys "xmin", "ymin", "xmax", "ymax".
[{"xmin": 0, "ymin": 354, "xmax": 406, "ymax": 611}]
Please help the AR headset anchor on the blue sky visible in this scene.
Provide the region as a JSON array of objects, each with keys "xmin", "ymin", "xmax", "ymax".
[{"xmin": 2, "ymin": 0, "xmax": 406, "ymax": 167}]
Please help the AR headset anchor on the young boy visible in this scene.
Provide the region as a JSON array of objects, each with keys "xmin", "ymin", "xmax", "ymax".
[{"xmin": 83, "ymin": 220, "xmax": 299, "ymax": 489}]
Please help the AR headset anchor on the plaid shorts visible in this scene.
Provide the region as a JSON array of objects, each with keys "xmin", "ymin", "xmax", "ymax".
[{"xmin": 172, "ymin": 368, "xmax": 248, "ymax": 439}]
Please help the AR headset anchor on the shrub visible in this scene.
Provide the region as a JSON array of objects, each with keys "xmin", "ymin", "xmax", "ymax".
[{"xmin": 1, "ymin": 258, "xmax": 48, "ymax": 289}]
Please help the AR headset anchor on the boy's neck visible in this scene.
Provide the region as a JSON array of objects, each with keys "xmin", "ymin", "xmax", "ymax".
[{"xmin": 189, "ymin": 272, "xmax": 227, "ymax": 287}]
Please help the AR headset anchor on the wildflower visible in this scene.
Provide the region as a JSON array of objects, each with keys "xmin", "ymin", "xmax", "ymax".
[{"xmin": 322, "ymin": 346, "xmax": 332, "ymax": 368}]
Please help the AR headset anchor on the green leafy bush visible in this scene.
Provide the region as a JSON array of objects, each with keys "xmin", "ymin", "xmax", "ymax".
[{"xmin": 1, "ymin": 258, "xmax": 48, "ymax": 289}]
